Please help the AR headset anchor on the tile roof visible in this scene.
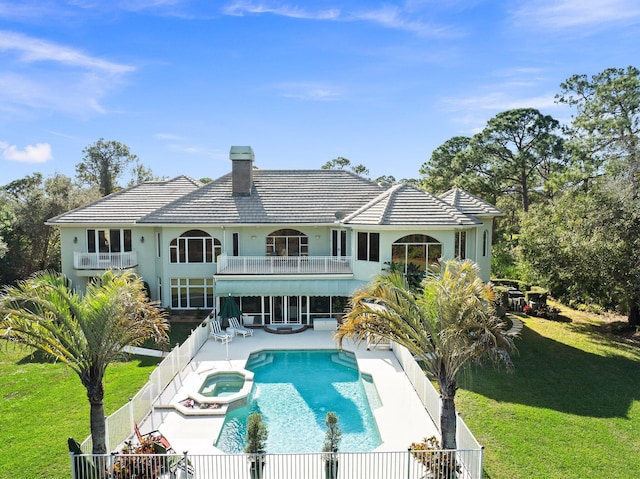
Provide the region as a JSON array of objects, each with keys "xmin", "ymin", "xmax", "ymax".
[
  {"xmin": 343, "ymin": 183, "xmax": 482, "ymax": 226},
  {"xmin": 47, "ymin": 170, "xmax": 501, "ymax": 227},
  {"xmin": 47, "ymin": 176, "xmax": 203, "ymax": 225},
  {"xmin": 439, "ymin": 187, "xmax": 503, "ymax": 217},
  {"xmin": 140, "ymin": 170, "xmax": 387, "ymax": 224}
]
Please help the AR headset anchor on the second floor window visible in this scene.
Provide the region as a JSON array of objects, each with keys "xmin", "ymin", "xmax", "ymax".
[
  {"xmin": 266, "ymin": 229, "xmax": 308, "ymax": 256},
  {"xmin": 87, "ymin": 229, "xmax": 131, "ymax": 253},
  {"xmin": 170, "ymin": 229, "xmax": 221, "ymax": 263},
  {"xmin": 357, "ymin": 232, "xmax": 380, "ymax": 262},
  {"xmin": 455, "ymin": 231, "xmax": 466, "ymax": 259}
]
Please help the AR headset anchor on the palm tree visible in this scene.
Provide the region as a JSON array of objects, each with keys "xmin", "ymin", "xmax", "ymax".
[
  {"xmin": 336, "ymin": 259, "xmax": 516, "ymax": 449},
  {"xmin": 0, "ymin": 270, "xmax": 169, "ymax": 454}
]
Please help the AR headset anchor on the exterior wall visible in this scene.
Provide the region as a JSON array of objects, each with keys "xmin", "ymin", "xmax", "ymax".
[{"xmin": 58, "ymin": 220, "xmax": 494, "ymax": 307}]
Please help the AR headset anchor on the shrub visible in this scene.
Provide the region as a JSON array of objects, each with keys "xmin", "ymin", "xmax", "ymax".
[{"xmin": 410, "ymin": 436, "xmax": 461, "ymax": 479}]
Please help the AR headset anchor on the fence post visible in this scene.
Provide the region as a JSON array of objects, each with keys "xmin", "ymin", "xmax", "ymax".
[
  {"xmin": 407, "ymin": 448, "xmax": 412, "ymax": 479},
  {"xmin": 104, "ymin": 415, "xmax": 110, "ymax": 453},
  {"xmin": 183, "ymin": 450, "xmax": 189, "ymax": 477},
  {"xmin": 129, "ymin": 397, "xmax": 134, "ymax": 431},
  {"xmin": 69, "ymin": 452, "xmax": 77, "ymax": 479}
]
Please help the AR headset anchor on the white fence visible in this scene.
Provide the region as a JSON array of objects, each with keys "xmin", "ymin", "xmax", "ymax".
[
  {"xmin": 76, "ymin": 323, "xmax": 483, "ymax": 478},
  {"xmin": 80, "ymin": 321, "xmax": 210, "ymax": 454},
  {"xmin": 391, "ymin": 342, "xmax": 483, "ymax": 478},
  {"xmin": 71, "ymin": 449, "xmax": 481, "ymax": 479},
  {"xmin": 216, "ymin": 253, "xmax": 353, "ymax": 275}
]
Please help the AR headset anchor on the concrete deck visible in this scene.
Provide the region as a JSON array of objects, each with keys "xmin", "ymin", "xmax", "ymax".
[{"xmin": 138, "ymin": 328, "xmax": 439, "ymax": 454}]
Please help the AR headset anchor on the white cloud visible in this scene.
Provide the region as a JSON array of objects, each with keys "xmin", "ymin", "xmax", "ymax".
[
  {"xmin": 0, "ymin": 31, "xmax": 135, "ymax": 117},
  {"xmin": 222, "ymin": 1, "xmax": 455, "ymax": 37},
  {"xmin": 512, "ymin": 0, "xmax": 640, "ymax": 29},
  {"xmin": 0, "ymin": 31, "xmax": 134, "ymax": 75},
  {"xmin": 274, "ymin": 82, "xmax": 343, "ymax": 101},
  {"xmin": 223, "ymin": 1, "xmax": 340, "ymax": 20},
  {"xmin": 0, "ymin": 142, "xmax": 53, "ymax": 163}
]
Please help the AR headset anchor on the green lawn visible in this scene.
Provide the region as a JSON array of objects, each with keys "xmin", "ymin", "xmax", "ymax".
[
  {"xmin": 456, "ymin": 304, "xmax": 640, "ymax": 478},
  {"xmin": 0, "ymin": 321, "xmax": 201, "ymax": 479}
]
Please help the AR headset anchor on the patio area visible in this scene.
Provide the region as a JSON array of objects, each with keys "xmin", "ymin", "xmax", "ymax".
[{"xmin": 137, "ymin": 327, "xmax": 439, "ymax": 455}]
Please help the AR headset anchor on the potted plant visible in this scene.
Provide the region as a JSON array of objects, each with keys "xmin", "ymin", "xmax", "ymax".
[
  {"xmin": 244, "ymin": 412, "xmax": 268, "ymax": 479},
  {"xmin": 322, "ymin": 412, "xmax": 342, "ymax": 479}
]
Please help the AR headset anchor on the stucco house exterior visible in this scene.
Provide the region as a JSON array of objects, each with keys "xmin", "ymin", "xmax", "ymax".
[{"xmin": 47, "ymin": 146, "xmax": 501, "ymax": 327}]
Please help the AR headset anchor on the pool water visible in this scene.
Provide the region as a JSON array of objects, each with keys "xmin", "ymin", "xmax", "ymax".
[
  {"xmin": 215, "ymin": 349, "xmax": 382, "ymax": 454},
  {"xmin": 199, "ymin": 373, "xmax": 245, "ymax": 397}
]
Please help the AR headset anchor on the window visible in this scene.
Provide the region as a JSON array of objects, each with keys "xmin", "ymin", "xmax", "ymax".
[
  {"xmin": 482, "ymin": 230, "xmax": 489, "ymax": 257},
  {"xmin": 332, "ymin": 229, "xmax": 347, "ymax": 257},
  {"xmin": 233, "ymin": 233, "xmax": 239, "ymax": 256},
  {"xmin": 455, "ymin": 231, "xmax": 466, "ymax": 259},
  {"xmin": 87, "ymin": 229, "xmax": 132, "ymax": 253},
  {"xmin": 357, "ymin": 232, "xmax": 380, "ymax": 262},
  {"xmin": 266, "ymin": 229, "xmax": 309, "ymax": 256},
  {"xmin": 156, "ymin": 232, "xmax": 161, "ymax": 258},
  {"xmin": 170, "ymin": 278, "xmax": 214, "ymax": 309},
  {"xmin": 392, "ymin": 234, "xmax": 441, "ymax": 274},
  {"xmin": 169, "ymin": 230, "xmax": 221, "ymax": 263}
]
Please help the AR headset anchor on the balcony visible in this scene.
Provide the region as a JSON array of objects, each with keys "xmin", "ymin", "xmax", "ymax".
[
  {"xmin": 216, "ymin": 253, "xmax": 352, "ymax": 275},
  {"xmin": 74, "ymin": 251, "xmax": 138, "ymax": 270}
]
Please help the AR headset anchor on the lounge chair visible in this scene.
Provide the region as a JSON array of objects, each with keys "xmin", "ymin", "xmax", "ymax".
[
  {"xmin": 134, "ymin": 421, "xmax": 174, "ymax": 453},
  {"xmin": 229, "ymin": 317, "xmax": 253, "ymax": 337},
  {"xmin": 210, "ymin": 319, "xmax": 232, "ymax": 343}
]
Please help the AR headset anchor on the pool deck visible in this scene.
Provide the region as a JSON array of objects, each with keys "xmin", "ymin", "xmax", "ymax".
[{"xmin": 138, "ymin": 328, "xmax": 439, "ymax": 454}]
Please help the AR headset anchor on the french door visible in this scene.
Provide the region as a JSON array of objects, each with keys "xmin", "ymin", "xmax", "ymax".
[{"xmin": 271, "ymin": 296, "xmax": 303, "ymax": 324}]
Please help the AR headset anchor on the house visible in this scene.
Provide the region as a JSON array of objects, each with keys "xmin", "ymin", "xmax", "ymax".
[{"xmin": 47, "ymin": 146, "xmax": 501, "ymax": 326}]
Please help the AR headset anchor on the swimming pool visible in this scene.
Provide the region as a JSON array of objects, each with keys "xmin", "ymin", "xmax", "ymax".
[{"xmin": 215, "ymin": 349, "xmax": 382, "ymax": 454}]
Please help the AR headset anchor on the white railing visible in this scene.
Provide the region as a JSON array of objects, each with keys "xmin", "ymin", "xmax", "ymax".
[
  {"xmin": 74, "ymin": 251, "xmax": 138, "ymax": 270},
  {"xmin": 391, "ymin": 342, "xmax": 483, "ymax": 478},
  {"xmin": 79, "ymin": 321, "xmax": 210, "ymax": 454},
  {"xmin": 71, "ymin": 449, "xmax": 482, "ymax": 479},
  {"xmin": 216, "ymin": 253, "xmax": 353, "ymax": 275}
]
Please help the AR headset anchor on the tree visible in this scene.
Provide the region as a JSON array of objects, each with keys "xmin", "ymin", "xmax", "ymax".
[
  {"xmin": 419, "ymin": 136, "xmax": 475, "ymax": 195},
  {"xmin": 76, "ymin": 139, "xmax": 138, "ymax": 196},
  {"xmin": 557, "ymin": 66, "xmax": 640, "ymax": 190},
  {"xmin": 127, "ymin": 162, "xmax": 159, "ymax": 187},
  {"xmin": 520, "ymin": 186, "xmax": 640, "ymax": 326},
  {"xmin": 467, "ymin": 108, "xmax": 565, "ymax": 212},
  {"xmin": 0, "ymin": 235, "xmax": 6, "ymax": 259},
  {"xmin": 0, "ymin": 173, "xmax": 97, "ymax": 284},
  {"xmin": 0, "ymin": 270, "xmax": 169, "ymax": 454},
  {"xmin": 322, "ymin": 157, "xmax": 369, "ymax": 177},
  {"xmin": 336, "ymin": 259, "xmax": 516, "ymax": 449}
]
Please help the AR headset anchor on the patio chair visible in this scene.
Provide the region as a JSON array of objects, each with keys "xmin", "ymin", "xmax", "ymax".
[
  {"xmin": 229, "ymin": 317, "xmax": 253, "ymax": 337},
  {"xmin": 134, "ymin": 421, "xmax": 174, "ymax": 453},
  {"xmin": 210, "ymin": 319, "xmax": 232, "ymax": 343}
]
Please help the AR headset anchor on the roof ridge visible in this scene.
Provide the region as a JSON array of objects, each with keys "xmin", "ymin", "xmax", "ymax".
[{"xmin": 342, "ymin": 183, "xmax": 401, "ymax": 224}]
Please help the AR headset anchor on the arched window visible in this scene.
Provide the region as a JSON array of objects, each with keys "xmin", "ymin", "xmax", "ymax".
[
  {"xmin": 266, "ymin": 229, "xmax": 308, "ymax": 256},
  {"xmin": 392, "ymin": 234, "xmax": 442, "ymax": 274},
  {"xmin": 170, "ymin": 230, "xmax": 221, "ymax": 263},
  {"xmin": 482, "ymin": 230, "xmax": 489, "ymax": 257}
]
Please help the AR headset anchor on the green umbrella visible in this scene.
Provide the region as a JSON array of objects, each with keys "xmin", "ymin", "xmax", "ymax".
[{"xmin": 219, "ymin": 296, "xmax": 242, "ymax": 327}]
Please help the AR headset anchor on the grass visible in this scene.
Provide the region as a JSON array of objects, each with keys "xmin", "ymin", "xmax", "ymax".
[
  {"xmin": 0, "ymin": 320, "xmax": 200, "ymax": 479},
  {"xmin": 456, "ymin": 303, "xmax": 640, "ymax": 478}
]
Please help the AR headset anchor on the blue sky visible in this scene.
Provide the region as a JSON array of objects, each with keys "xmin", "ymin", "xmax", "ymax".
[{"xmin": 1, "ymin": 0, "xmax": 640, "ymax": 185}]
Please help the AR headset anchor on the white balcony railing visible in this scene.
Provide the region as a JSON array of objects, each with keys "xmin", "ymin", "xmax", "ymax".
[
  {"xmin": 216, "ymin": 253, "xmax": 353, "ymax": 275},
  {"xmin": 73, "ymin": 251, "xmax": 138, "ymax": 270}
]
